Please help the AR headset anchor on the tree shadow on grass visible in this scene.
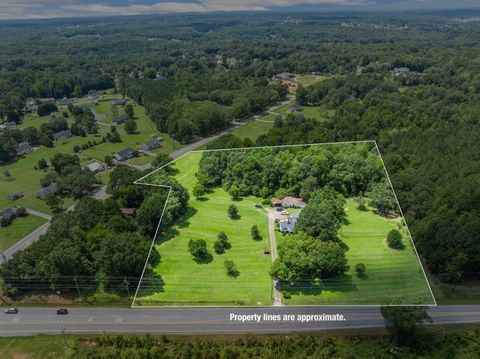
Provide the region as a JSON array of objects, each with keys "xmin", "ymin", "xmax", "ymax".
[
  {"xmin": 135, "ymin": 271, "xmax": 166, "ymax": 299},
  {"xmin": 281, "ymin": 274, "xmax": 358, "ymax": 299},
  {"xmin": 155, "ymin": 227, "xmax": 179, "ymax": 245},
  {"xmin": 176, "ymin": 207, "xmax": 197, "ymax": 229},
  {"xmin": 193, "ymin": 252, "xmax": 213, "ymax": 264}
]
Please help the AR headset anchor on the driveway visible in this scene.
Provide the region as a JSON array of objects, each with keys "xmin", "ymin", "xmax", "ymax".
[{"xmin": 268, "ymin": 208, "xmax": 290, "ymax": 306}]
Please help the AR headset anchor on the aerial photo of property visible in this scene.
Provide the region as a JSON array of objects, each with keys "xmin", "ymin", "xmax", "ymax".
[
  {"xmin": 1, "ymin": 0, "xmax": 480, "ymax": 357},
  {"xmin": 134, "ymin": 143, "xmax": 434, "ymax": 306}
]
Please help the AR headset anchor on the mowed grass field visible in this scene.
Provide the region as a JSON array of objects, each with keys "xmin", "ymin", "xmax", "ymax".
[
  {"xmin": 281, "ymin": 198, "xmax": 435, "ymax": 305},
  {"xmin": 135, "ymin": 151, "xmax": 273, "ymax": 306},
  {"xmin": 0, "ymin": 215, "xmax": 47, "ymax": 251}
]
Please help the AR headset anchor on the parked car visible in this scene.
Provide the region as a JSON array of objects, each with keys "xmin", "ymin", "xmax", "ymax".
[
  {"xmin": 275, "ymin": 207, "xmax": 284, "ymax": 212},
  {"xmin": 255, "ymin": 204, "xmax": 262, "ymax": 208},
  {"xmin": 280, "ymin": 210, "xmax": 289, "ymax": 215},
  {"xmin": 4, "ymin": 308, "xmax": 18, "ymax": 314},
  {"xmin": 56, "ymin": 308, "xmax": 69, "ymax": 315}
]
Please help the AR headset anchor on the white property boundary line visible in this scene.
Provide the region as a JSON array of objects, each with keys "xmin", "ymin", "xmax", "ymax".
[{"xmin": 131, "ymin": 140, "xmax": 437, "ymax": 308}]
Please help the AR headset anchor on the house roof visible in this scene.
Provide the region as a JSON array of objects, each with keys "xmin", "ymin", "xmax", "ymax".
[
  {"xmin": 142, "ymin": 138, "xmax": 161, "ymax": 150},
  {"xmin": 120, "ymin": 208, "xmax": 136, "ymax": 215},
  {"xmin": 53, "ymin": 129, "xmax": 72, "ymax": 141},
  {"xmin": 271, "ymin": 196, "xmax": 306, "ymax": 207},
  {"xmin": 37, "ymin": 183, "xmax": 58, "ymax": 198},
  {"xmin": 0, "ymin": 206, "xmax": 17, "ymax": 219},
  {"xmin": 87, "ymin": 162, "xmax": 104, "ymax": 172},
  {"xmin": 15, "ymin": 144, "xmax": 33, "ymax": 156},
  {"xmin": 113, "ymin": 115, "xmax": 128, "ymax": 124},
  {"xmin": 115, "ymin": 148, "xmax": 134, "ymax": 160}
]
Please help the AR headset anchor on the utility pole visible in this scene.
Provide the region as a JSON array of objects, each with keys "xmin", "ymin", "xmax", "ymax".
[
  {"xmin": 123, "ymin": 277, "xmax": 130, "ymax": 297},
  {"xmin": 74, "ymin": 276, "xmax": 81, "ymax": 297}
]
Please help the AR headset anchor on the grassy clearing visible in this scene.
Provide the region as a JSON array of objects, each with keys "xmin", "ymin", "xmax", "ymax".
[
  {"xmin": 0, "ymin": 215, "xmax": 47, "ymax": 252},
  {"xmin": 136, "ymin": 151, "xmax": 273, "ymax": 306},
  {"xmin": 0, "ymin": 334, "xmax": 75, "ymax": 358},
  {"xmin": 231, "ymin": 120, "xmax": 275, "ymax": 141},
  {"xmin": 294, "ymin": 74, "xmax": 328, "ymax": 87},
  {"xmin": 281, "ymin": 199, "xmax": 434, "ymax": 305}
]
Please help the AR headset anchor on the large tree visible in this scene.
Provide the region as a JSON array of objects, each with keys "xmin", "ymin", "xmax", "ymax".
[{"xmin": 271, "ymin": 232, "xmax": 348, "ymax": 283}]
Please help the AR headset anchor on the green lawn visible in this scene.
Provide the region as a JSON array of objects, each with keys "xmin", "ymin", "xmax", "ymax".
[
  {"xmin": 231, "ymin": 119, "xmax": 275, "ymax": 141},
  {"xmin": 0, "ymin": 214, "xmax": 47, "ymax": 252},
  {"xmin": 135, "ymin": 150, "xmax": 434, "ymax": 306},
  {"xmin": 281, "ymin": 199, "xmax": 435, "ymax": 305},
  {"xmin": 135, "ymin": 151, "xmax": 273, "ymax": 306}
]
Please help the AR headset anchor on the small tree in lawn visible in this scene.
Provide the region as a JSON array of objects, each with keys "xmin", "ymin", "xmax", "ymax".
[
  {"xmin": 251, "ymin": 225, "xmax": 261, "ymax": 240},
  {"xmin": 125, "ymin": 104, "xmax": 134, "ymax": 119},
  {"xmin": 214, "ymin": 232, "xmax": 230, "ymax": 254},
  {"xmin": 355, "ymin": 263, "xmax": 366, "ymax": 277},
  {"xmin": 387, "ymin": 229, "xmax": 403, "ymax": 249},
  {"xmin": 228, "ymin": 185, "xmax": 241, "ymax": 200},
  {"xmin": 104, "ymin": 155, "xmax": 113, "ymax": 166},
  {"xmin": 228, "ymin": 204, "xmax": 238, "ymax": 219},
  {"xmin": 188, "ymin": 239, "xmax": 209, "ymax": 262},
  {"xmin": 224, "ymin": 260, "xmax": 239, "ymax": 277},
  {"xmin": 192, "ymin": 183, "xmax": 206, "ymax": 200},
  {"xmin": 0, "ymin": 216, "xmax": 12, "ymax": 227},
  {"xmin": 124, "ymin": 119, "xmax": 137, "ymax": 134}
]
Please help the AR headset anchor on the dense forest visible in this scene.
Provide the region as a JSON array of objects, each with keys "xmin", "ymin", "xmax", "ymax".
[
  {"xmin": 32, "ymin": 326, "xmax": 480, "ymax": 358},
  {"xmin": 1, "ymin": 10, "xmax": 479, "ymax": 289}
]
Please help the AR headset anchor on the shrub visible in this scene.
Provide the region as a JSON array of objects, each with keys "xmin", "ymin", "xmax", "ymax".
[
  {"xmin": 387, "ymin": 229, "xmax": 403, "ymax": 249},
  {"xmin": 214, "ymin": 232, "xmax": 230, "ymax": 254},
  {"xmin": 0, "ymin": 216, "xmax": 12, "ymax": 227},
  {"xmin": 228, "ymin": 204, "xmax": 238, "ymax": 219},
  {"xmin": 251, "ymin": 225, "xmax": 261, "ymax": 240},
  {"xmin": 16, "ymin": 207, "xmax": 27, "ymax": 217},
  {"xmin": 188, "ymin": 239, "xmax": 209, "ymax": 261},
  {"xmin": 355, "ymin": 263, "xmax": 366, "ymax": 276},
  {"xmin": 224, "ymin": 260, "xmax": 239, "ymax": 277}
]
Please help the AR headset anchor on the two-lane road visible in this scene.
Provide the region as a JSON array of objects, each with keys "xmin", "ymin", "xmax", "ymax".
[{"xmin": 1, "ymin": 306, "xmax": 480, "ymax": 336}]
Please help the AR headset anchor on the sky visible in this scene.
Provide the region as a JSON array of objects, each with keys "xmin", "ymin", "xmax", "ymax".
[{"xmin": 0, "ymin": 0, "xmax": 479, "ymax": 20}]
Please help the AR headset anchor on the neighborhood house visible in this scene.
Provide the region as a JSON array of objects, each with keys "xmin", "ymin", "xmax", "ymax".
[
  {"xmin": 114, "ymin": 148, "xmax": 135, "ymax": 162},
  {"xmin": 111, "ymin": 99, "xmax": 126, "ymax": 106},
  {"xmin": 86, "ymin": 162, "xmax": 105, "ymax": 173},
  {"xmin": 113, "ymin": 115, "xmax": 128, "ymax": 125},
  {"xmin": 37, "ymin": 183, "xmax": 58, "ymax": 198},
  {"xmin": 53, "ymin": 129, "xmax": 73, "ymax": 141},
  {"xmin": 271, "ymin": 196, "xmax": 306, "ymax": 208},
  {"xmin": 0, "ymin": 206, "xmax": 18, "ymax": 221},
  {"xmin": 141, "ymin": 138, "xmax": 162, "ymax": 151},
  {"xmin": 15, "ymin": 143, "xmax": 33, "ymax": 156},
  {"xmin": 278, "ymin": 212, "xmax": 300, "ymax": 233}
]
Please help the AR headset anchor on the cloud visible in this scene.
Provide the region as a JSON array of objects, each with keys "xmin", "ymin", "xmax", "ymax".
[{"xmin": 62, "ymin": 0, "xmax": 368, "ymax": 16}]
